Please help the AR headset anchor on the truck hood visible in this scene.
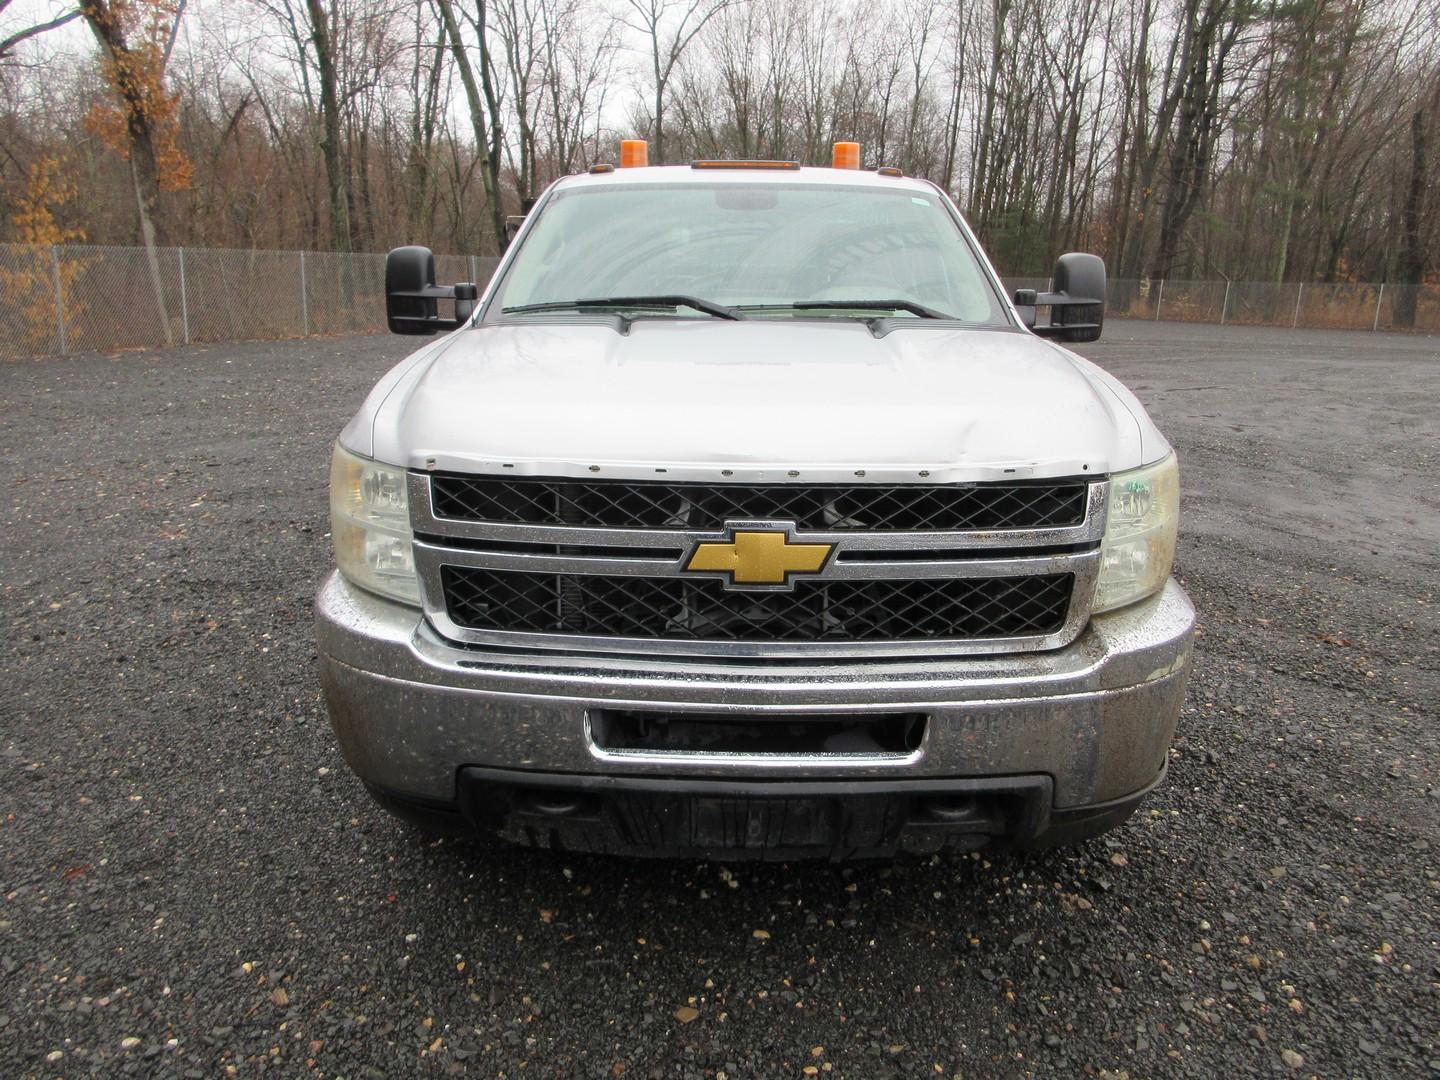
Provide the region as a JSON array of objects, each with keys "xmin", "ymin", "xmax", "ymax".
[{"xmin": 351, "ymin": 319, "xmax": 1163, "ymax": 483}]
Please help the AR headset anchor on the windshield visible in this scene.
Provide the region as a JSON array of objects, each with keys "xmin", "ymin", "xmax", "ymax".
[{"xmin": 488, "ymin": 181, "xmax": 1007, "ymax": 324}]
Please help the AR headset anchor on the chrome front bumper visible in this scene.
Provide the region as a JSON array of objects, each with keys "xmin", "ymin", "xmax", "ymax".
[{"xmin": 315, "ymin": 571, "xmax": 1195, "ymax": 811}]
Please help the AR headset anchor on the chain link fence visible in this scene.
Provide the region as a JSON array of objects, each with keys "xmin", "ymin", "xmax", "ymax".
[
  {"xmin": 1, "ymin": 243, "xmax": 1435, "ymax": 359},
  {"xmin": 1010, "ymin": 276, "xmax": 1439, "ymax": 333},
  {"xmin": 0, "ymin": 244, "xmax": 501, "ymax": 360}
]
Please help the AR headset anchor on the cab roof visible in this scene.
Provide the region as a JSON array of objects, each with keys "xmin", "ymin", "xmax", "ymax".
[{"xmin": 555, "ymin": 164, "xmax": 939, "ymax": 195}]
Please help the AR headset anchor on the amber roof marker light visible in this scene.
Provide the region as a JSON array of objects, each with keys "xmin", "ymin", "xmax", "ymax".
[
  {"xmin": 619, "ymin": 140, "xmax": 649, "ymax": 168},
  {"xmin": 832, "ymin": 142, "xmax": 861, "ymax": 169},
  {"xmin": 690, "ymin": 160, "xmax": 801, "ymax": 170}
]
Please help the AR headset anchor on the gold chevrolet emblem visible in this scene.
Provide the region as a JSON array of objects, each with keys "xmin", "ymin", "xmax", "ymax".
[{"xmin": 685, "ymin": 526, "xmax": 833, "ymax": 589}]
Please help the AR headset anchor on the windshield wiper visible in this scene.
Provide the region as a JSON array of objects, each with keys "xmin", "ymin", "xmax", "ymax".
[
  {"xmin": 784, "ymin": 299, "xmax": 953, "ymax": 319},
  {"xmin": 503, "ymin": 295, "xmax": 744, "ymax": 320}
]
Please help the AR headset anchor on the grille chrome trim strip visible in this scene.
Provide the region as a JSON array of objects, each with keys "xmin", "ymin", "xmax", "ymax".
[
  {"xmin": 414, "ymin": 538, "xmax": 1093, "ymax": 581},
  {"xmin": 409, "ymin": 473, "xmax": 1108, "ymax": 550},
  {"xmin": 413, "ymin": 549, "xmax": 1100, "ymax": 660},
  {"xmin": 423, "ymin": 471, "xmax": 1094, "ymax": 534},
  {"xmin": 580, "ymin": 713, "xmax": 928, "ymax": 768}
]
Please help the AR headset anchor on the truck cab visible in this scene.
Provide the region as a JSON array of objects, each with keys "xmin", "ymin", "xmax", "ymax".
[{"xmin": 317, "ymin": 144, "xmax": 1193, "ymax": 859}]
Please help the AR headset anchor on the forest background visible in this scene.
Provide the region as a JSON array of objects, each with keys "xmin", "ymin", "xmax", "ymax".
[{"xmin": 1, "ymin": 0, "xmax": 1436, "ymax": 318}]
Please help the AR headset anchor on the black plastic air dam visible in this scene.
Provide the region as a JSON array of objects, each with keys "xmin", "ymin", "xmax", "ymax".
[{"xmin": 456, "ymin": 767, "xmax": 1054, "ymax": 860}]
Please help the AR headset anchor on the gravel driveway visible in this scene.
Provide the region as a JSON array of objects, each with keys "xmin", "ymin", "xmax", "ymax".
[{"xmin": 2, "ymin": 321, "xmax": 1436, "ymax": 1078}]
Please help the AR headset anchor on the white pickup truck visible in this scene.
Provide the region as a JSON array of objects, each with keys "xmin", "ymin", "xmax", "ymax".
[{"xmin": 316, "ymin": 144, "xmax": 1194, "ymax": 859}]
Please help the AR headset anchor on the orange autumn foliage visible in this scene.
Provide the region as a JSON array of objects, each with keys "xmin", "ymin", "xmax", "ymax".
[
  {"xmin": 83, "ymin": 0, "xmax": 192, "ymax": 192},
  {"xmin": 9, "ymin": 157, "xmax": 88, "ymax": 246},
  {"xmin": 1, "ymin": 158, "xmax": 91, "ymax": 352}
]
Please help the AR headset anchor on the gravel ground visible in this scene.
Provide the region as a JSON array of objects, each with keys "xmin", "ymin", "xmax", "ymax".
[{"xmin": 1, "ymin": 321, "xmax": 1437, "ymax": 1078}]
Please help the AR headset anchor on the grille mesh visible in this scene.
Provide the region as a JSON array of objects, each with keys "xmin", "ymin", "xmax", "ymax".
[
  {"xmin": 429, "ymin": 475, "xmax": 1088, "ymax": 532},
  {"xmin": 440, "ymin": 567, "xmax": 1072, "ymax": 643}
]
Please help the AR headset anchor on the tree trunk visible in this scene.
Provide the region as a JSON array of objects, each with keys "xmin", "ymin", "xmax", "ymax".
[
  {"xmin": 1150, "ymin": 0, "xmax": 1243, "ymax": 280},
  {"xmin": 436, "ymin": 0, "xmax": 507, "ymax": 253},
  {"xmin": 653, "ymin": 64, "xmax": 665, "ymax": 164},
  {"xmin": 304, "ymin": 0, "xmax": 351, "ymax": 254},
  {"xmin": 82, "ymin": 2, "xmax": 173, "ymax": 345},
  {"xmin": 130, "ymin": 154, "xmax": 172, "ymax": 347},
  {"xmin": 1393, "ymin": 100, "xmax": 1428, "ymax": 328}
]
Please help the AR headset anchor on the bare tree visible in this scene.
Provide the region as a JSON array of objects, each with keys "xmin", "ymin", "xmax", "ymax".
[
  {"xmin": 1149, "ymin": 0, "xmax": 1252, "ymax": 279},
  {"xmin": 538, "ymin": 0, "xmax": 619, "ymax": 176},
  {"xmin": 81, "ymin": 0, "xmax": 190, "ymax": 344},
  {"xmin": 302, "ymin": 0, "xmax": 352, "ymax": 251},
  {"xmin": 435, "ymin": 0, "xmax": 506, "ymax": 250},
  {"xmin": 400, "ymin": 1, "xmax": 448, "ymax": 240},
  {"xmin": 492, "ymin": 0, "xmax": 544, "ymax": 199},
  {"xmin": 2, "ymin": 0, "xmax": 1436, "ymax": 297},
  {"xmin": 622, "ymin": 0, "xmax": 737, "ymax": 163},
  {"xmin": 0, "ymin": 1, "xmax": 81, "ymax": 61},
  {"xmin": 1394, "ymin": 73, "xmax": 1439, "ymax": 327}
]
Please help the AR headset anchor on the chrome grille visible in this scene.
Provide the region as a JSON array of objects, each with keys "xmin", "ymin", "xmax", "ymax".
[
  {"xmin": 441, "ymin": 567, "xmax": 1073, "ymax": 643},
  {"xmin": 410, "ymin": 471, "xmax": 1106, "ymax": 659},
  {"xmin": 430, "ymin": 474, "xmax": 1088, "ymax": 532}
]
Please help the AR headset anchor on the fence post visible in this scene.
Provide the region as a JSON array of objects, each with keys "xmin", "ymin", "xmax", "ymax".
[
  {"xmin": 1155, "ymin": 279, "xmax": 1164, "ymax": 321},
  {"xmin": 1220, "ymin": 279, "xmax": 1231, "ymax": 325},
  {"xmin": 1372, "ymin": 283, "xmax": 1384, "ymax": 332},
  {"xmin": 50, "ymin": 244, "xmax": 67, "ymax": 355},
  {"xmin": 299, "ymin": 250, "xmax": 310, "ymax": 336},
  {"xmin": 1292, "ymin": 282, "xmax": 1304, "ymax": 328},
  {"xmin": 178, "ymin": 247, "xmax": 190, "ymax": 345},
  {"xmin": 469, "ymin": 254, "xmax": 477, "ymax": 284}
]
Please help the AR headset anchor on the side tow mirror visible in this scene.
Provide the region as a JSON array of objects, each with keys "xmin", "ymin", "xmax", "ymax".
[
  {"xmin": 385, "ymin": 245, "xmax": 478, "ymax": 335},
  {"xmin": 1018, "ymin": 253, "xmax": 1106, "ymax": 343}
]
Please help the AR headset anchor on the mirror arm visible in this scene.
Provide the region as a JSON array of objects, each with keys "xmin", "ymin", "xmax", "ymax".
[
  {"xmin": 1014, "ymin": 288, "xmax": 1102, "ymax": 338},
  {"xmin": 388, "ymin": 281, "xmax": 478, "ymax": 333}
]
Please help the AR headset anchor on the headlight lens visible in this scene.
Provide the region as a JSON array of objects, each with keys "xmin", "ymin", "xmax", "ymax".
[
  {"xmin": 329, "ymin": 444, "xmax": 420, "ymax": 605},
  {"xmin": 1093, "ymin": 454, "xmax": 1179, "ymax": 614}
]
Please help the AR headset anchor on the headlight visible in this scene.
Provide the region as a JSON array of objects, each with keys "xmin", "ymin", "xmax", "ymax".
[
  {"xmin": 329, "ymin": 444, "xmax": 420, "ymax": 606},
  {"xmin": 1093, "ymin": 454, "xmax": 1179, "ymax": 614}
]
